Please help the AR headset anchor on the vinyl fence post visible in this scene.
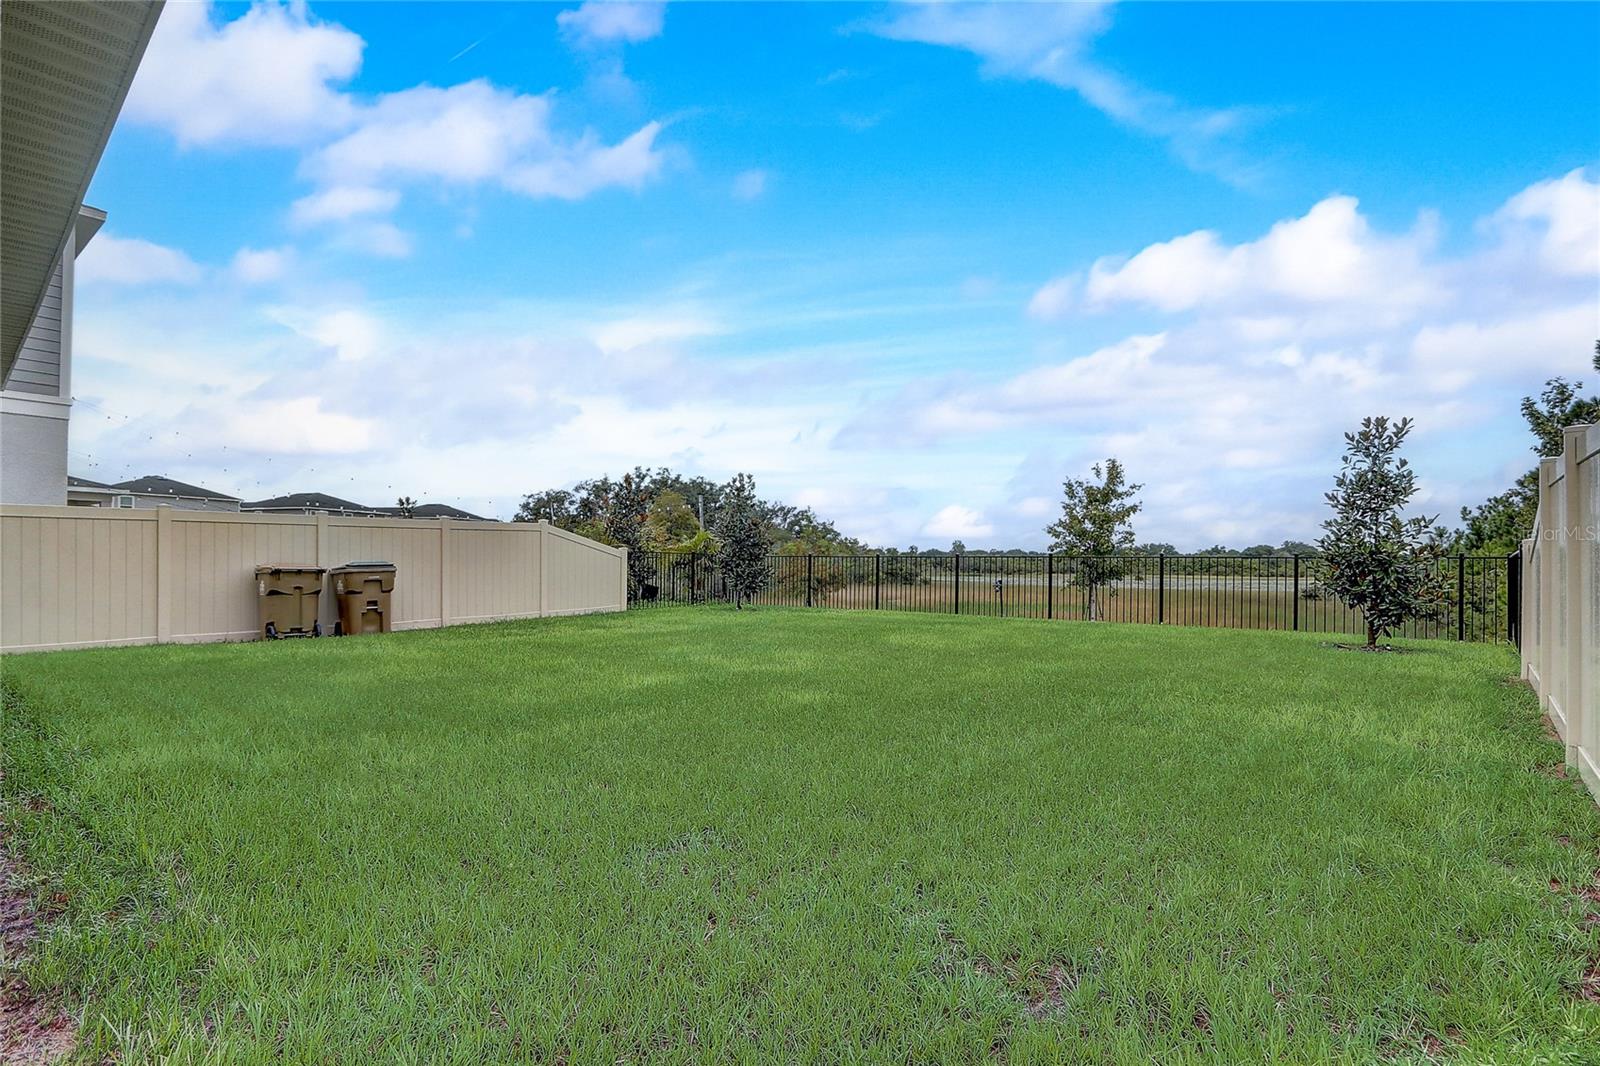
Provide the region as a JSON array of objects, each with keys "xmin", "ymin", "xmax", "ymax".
[
  {"xmin": 1456, "ymin": 554, "xmax": 1466, "ymax": 641},
  {"xmin": 155, "ymin": 506, "xmax": 173, "ymax": 643},
  {"xmin": 806, "ymin": 553, "xmax": 814, "ymax": 607},
  {"xmin": 1046, "ymin": 553, "xmax": 1053, "ymax": 620},
  {"xmin": 874, "ymin": 553, "xmax": 881, "ymax": 610},
  {"xmin": 953, "ymin": 554, "xmax": 961, "ymax": 615},
  {"xmin": 1292, "ymin": 555, "xmax": 1300, "ymax": 632}
]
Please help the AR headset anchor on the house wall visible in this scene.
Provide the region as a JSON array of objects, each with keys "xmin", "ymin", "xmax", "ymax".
[
  {"xmin": 129, "ymin": 495, "xmax": 240, "ymax": 512},
  {"xmin": 0, "ymin": 404, "xmax": 68, "ymax": 505},
  {"xmin": 1, "ymin": 223, "xmax": 74, "ymax": 504},
  {"xmin": 0, "ymin": 507, "xmax": 626, "ymax": 652},
  {"xmin": 1521, "ymin": 422, "xmax": 1599, "ymax": 805}
]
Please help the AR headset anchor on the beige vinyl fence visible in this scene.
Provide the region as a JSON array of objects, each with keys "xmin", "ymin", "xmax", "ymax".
[
  {"xmin": 1520, "ymin": 422, "xmax": 1599, "ymax": 804},
  {"xmin": 0, "ymin": 506, "xmax": 626, "ymax": 653}
]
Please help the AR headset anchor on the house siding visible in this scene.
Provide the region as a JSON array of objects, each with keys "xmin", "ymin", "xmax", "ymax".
[
  {"xmin": 7, "ymin": 264, "xmax": 64, "ymax": 397},
  {"xmin": 129, "ymin": 495, "xmax": 240, "ymax": 512}
]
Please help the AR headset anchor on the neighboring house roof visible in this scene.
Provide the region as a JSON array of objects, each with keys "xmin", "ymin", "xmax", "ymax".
[
  {"xmin": 2, "ymin": 1, "xmax": 163, "ymax": 379},
  {"xmin": 242, "ymin": 493, "xmax": 383, "ymax": 515},
  {"xmin": 68, "ymin": 474, "xmax": 118, "ymax": 490},
  {"xmin": 375, "ymin": 503, "xmax": 493, "ymax": 521},
  {"xmin": 116, "ymin": 475, "xmax": 240, "ymax": 502}
]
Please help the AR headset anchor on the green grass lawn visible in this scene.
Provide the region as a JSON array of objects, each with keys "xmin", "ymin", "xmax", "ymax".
[{"xmin": 3, "ymin": 609, "xmax": 1597, "ymax": 1064}]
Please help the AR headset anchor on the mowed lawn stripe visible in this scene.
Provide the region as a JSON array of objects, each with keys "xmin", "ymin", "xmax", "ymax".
[{"xmin": 3, "ymin": 608, "xmax": 1596, "ymax": 1064}]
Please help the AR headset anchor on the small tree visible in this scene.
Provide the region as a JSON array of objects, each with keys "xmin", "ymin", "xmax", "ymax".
[
  {"xmin": 715, "ymin": 473, "xmax": 772, "ymax": 608},
  {"xmin": 514, "ymin": 488, "xmax": 577, "ymax": 527},
  {"xmin": 1458, "ymin": 344, "xmax": 1600, "ymax": 554},
  {"xmin": 600, "ymin": 470, "xmax": 657, "ymax": 600},
  {"xmin": 1319, "ymin": 416, "xmax": 1448, "ymax": 649},
  {"xmin": 645, "ymin": 489, "xmax": 701, "ymax": 548},
  {"xmin": 1046, "ymin": 458, "xmax": 1141, "ymax": 621},
  {"xmin": 395, "ymin": 496, "xmax": 418, "ymax": 518}
]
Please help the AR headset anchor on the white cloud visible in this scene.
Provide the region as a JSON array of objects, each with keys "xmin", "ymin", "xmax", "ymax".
[
  {"xmin": 271, "ymin": 307, "xmax": 384, "ymax": 362},
  {"xmin": 126, "ymin": 0, "xmax": 362, "ymax": 146},
  {"xmin": 1058, "ymin": 196, "xmax": 1440, "ymax": 318},
  {"xmin": 1026, "ymin": 275, "xmax": 1076, "ymax": 319},
  {"xmin": 503, "ymin": 122, "xmax": 665, "ymax": 200},
  {"xmin": 872, "ymin": 1, "xmax": 1261, "ymax": 183},
  {"xmin": 1492, "ymin": 167, "xmax": 1600, "ymax": 277},
  {"xmin": 230, "ymin": 246, "xmax": 293, "ymax": 284},
  {"xmin": 590, "ymin": 314, "xmax": 724, "ymax": 353},
  {"xmin": 305, "ymin": 80, "xmax": 664, "ymax": 201},
  {"xmin": 921, "ymin": 504, "xmax": 994, "ymax": 540},
  {"xmin": 310, "ymin": 81, "xmax": 544, "ymax": 185},
  {"xmin": 732, "ymin": 169, "xmax": 769, "ymax": 201},
  {"xmin": 330, "ymin": 221, "xmax": 413, "ymax": 259},
  {"xmin": 557, "ymin": 2, "xmax": 665, "ymax": 47},
  {"xmin": 224, "ymin": 397, "xmax": 375, "ymax": 454},
  {"xmin": 289, "ymin": 185, "xmax": 401, "ymax": 227},
  {"xmin": 1411, "ymin": 303, "xmax": 1596, "ymax": 392},
  {"xmin": 77, "ymin": 235, "xmax": 203, "ymax": 285}
]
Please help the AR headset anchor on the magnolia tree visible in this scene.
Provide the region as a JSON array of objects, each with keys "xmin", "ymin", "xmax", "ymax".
[
  {"xmin": 1318, "ymin": 416, "xmax": 1448, "ymax": 649},
  {"xmin": 715, "ymin": 473, "xmax": 772, "ymax": 608},
  {"xmin": 597, "ymin": 470, "xmax": 658, "ymax": 600},
  {"xmin": 1046, "ymin": 458, "xmax": 1141, "ymax": 621}
]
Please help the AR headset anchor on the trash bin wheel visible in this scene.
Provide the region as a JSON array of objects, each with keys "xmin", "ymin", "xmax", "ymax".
[
  {"xmin": 333, "ymin": 620, "xmax": 343, "ymax": 637},
  {"xmin": 264, "ymin": 622, "xmax": 279, "ymax": 640}
]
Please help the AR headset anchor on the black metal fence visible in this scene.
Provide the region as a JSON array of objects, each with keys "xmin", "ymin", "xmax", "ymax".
[{"xmin": 632, "ymin": 551, "xmax": 1516, "ymax": 643}]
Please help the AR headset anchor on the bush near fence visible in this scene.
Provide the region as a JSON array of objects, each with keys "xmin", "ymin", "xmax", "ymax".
[
  {"xmin": 633, "ymin": 549, "xmax": 1514, "ymax": 643},
  {"xmin": 1519, "ymin": 422, "xmax": 1599, "ymax": 804}
]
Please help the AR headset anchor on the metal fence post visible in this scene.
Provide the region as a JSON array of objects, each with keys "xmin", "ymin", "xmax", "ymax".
[
  {"xmin": 1292, "ymin": 555, "xmax": 1300, "ymax": 632},
  {"xmin": 1506, "ymin": 549, "xmax": 1520, "ymax": 648},
  {"xmin": 1157, "ymin": 554, "xmax": 1165, "ymax": 624},
  {"xmin": 1046, "ymin": 553, "xmax": 1053, "ymax": 620},
  {"xmin": 1457, "ymin": 554, "xmax": 1466, "ymax": 641},
  {"xmin": 874, "ymin": 553, "xmax": 881, "ymax": 610},
  {"xmin": 953, "ymin": 554, "xmax": 961, "ymax": 614},
  {"xmin": 806, "ymin": 554, "xmax": 814, "ymax": 607}
]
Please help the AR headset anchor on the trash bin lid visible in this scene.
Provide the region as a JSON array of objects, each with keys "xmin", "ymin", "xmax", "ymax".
[
  {"xmin": 331, "ymin": 560, "xmax": 396, "ymax": 573},
  {"xmin": 255, "ymin": 564, "xmax": 325, "ymax": 575}
]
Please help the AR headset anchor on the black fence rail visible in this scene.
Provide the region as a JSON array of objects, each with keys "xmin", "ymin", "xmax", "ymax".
[{"xmin": 632, "ymin": 551, "xmax": 1516, "ymax": 643}]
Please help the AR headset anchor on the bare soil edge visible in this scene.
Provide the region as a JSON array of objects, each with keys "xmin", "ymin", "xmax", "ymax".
[{"xmin": 1, "ymin": 776, "xmax": 78, "ymax": 1066}]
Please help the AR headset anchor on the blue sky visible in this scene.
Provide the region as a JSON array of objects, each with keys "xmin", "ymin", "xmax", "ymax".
[{"xmin": 71, "ymin": 1, "xmax": 1599, "ymax": 547}]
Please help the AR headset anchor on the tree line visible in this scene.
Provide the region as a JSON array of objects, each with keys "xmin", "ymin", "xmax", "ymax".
[{"xmin": 516, "ymin": 344, "xmax": 1594, "ymax": 640}]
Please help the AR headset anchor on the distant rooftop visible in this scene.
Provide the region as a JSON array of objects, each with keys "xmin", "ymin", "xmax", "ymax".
[
  {"xmin": 375, "ymin": 503, "xmax": 492, "ymax": 521},
  {"xmin": 242, "ymin": 493, "xmax": 382, "ymax": 514},
  {"xmin": 116, "ymin": 475, "xmax": 239, "ymax": 501}
]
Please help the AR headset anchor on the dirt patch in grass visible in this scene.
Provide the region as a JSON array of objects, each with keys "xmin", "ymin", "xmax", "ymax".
[
  {"xmin": 1547, "ymin": 865, "xmax": 1600, "ymax": 1003},
  {"xmin": 1375, "ymin": 1025, "xmax": 1460, "ymax": 1062},
  {"xmin": 1022, "ymin": 963, "xmax": 1078, "ymax": 1020},
  {"xmin": 1, "ymin": 796, "xmax": 77, "ymax": 1066}
]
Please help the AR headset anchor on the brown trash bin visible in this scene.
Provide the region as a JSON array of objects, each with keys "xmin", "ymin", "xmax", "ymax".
[
  {"xmin": 255, "ymin": 565, "xmax": 325, "ymax": 639},
  {"xmin": 330, "ymin": 561, "xmax": 396, "ymax": 635}
]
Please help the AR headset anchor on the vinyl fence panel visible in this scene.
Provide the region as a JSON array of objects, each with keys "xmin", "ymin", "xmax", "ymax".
[
  {"xmin": 0, "ymin": 507, "xmax": 625, "ymax": 653},
  {"xmin": 1522, "ymin": 422, "xmax": 1599, "ymax": 804}
]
